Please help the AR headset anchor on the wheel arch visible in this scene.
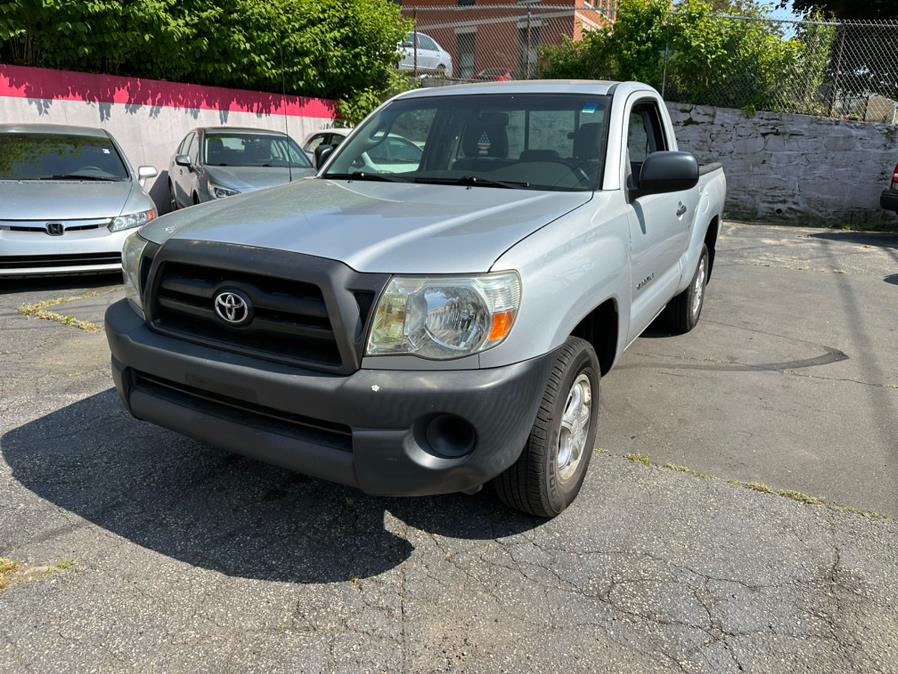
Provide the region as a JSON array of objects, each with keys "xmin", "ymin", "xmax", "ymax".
[
  {"xmin": 570, "ymin": 297, "xmax": 619, "ymax": 376},
  {"xmin": 704, "ymin": 215, "xmax": 720, "ymax": 281}
]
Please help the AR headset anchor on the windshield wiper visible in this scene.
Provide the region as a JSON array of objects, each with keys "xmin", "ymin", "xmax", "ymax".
[
  {"xmin": 325, "ymin": 172, "xmax": 410, "ymax": 183},
  {"xmin": 414, "ymin": 176, "xmax": 530, "ymax": 189},
  {"xmin": 46, "ymin": 174, "xmax": 121, "ymax": 182}
]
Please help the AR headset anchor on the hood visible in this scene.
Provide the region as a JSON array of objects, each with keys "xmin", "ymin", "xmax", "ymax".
[
  {"xmin": 141, "ymin": 178, "xmax": 592, "ymax": 274},
  {"xmin": 0, "ymin": 180, "xmax": 134, "ymax": 220},
  {"xmin": 205, "ymin": 166, "xmax": 316, "ymax": 193}
]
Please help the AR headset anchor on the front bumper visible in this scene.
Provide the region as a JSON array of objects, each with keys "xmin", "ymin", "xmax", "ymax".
[
  {"xmin": 0, "ymin": 225, "xmax": 129, "ymax": 276},
  {"xmin": 105, "ymin": 299, "xmax": 554, "ymax": 496},
  {"xmin": 881, "ymin": 189, "xmax": 898, "ymax": 213}
]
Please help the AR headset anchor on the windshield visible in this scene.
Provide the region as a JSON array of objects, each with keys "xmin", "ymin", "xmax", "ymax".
[
  {"xmin": 203, "ymin": 133, "xmax": 312, "ymax": 168},
  {"xmin": 0, "ymin": 133, "xmax": 129, "ymax": 181},
  {"xmin": 323, "ymin": 93, "xmax": 611, "ymax": 191}
]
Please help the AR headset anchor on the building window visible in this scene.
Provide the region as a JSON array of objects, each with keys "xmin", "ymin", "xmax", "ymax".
[
  {"xmin": 457, "ymin": 32, "xmax": 476, "ymax": 80},
  {"xmin": 458, "ymin": 0, "xmax": 475, "ymax": 5}
]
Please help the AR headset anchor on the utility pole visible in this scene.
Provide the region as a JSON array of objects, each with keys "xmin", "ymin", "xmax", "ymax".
[{"xmin": 526, "ymin": 10, "xmax": 532, "ymax": 79}]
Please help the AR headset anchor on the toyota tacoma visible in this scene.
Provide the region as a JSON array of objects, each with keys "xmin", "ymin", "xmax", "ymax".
[{"xmin": 105, "ymin": 81, "xmax": 726, "ymax": 517}]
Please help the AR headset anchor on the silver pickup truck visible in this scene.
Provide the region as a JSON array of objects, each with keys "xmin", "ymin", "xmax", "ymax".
[{"xmin": 105, "ymin": 81, "xmax": 726, "ymax": 517}]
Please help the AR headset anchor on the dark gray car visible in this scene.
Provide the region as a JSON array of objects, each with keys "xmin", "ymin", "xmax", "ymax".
[{"xmin": 168, "ymin": 127, "xmax": 314, "ymax": 208}]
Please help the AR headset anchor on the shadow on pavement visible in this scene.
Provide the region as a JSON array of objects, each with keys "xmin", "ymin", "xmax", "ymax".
[
  {"xmin": 808, "ymin": 230, "xmax": 898, "ymax": 250},
  {"xmin": 0, "ymin": 273, "xmax": 122, "ymax": 296},
  {"xmin": 1, "ymin": 389, "xmax": 541, "ymax": 583},
  {"xmin": 885, "ymin": 273, "xmax": 898, "ymax": 286}
]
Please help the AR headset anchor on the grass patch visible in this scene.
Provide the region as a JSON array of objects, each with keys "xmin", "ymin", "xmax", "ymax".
[
  {"xmin": 616, "ymin": 453, "xmax": 891, "ymax": 522},
  {"xmin": 662, "ymin": 463, "xmax": 712, "ymax": 480},
  {"xmin": 0, "ymin": 558, "xmax": 22, "ymax": 590},
  {"xmin": 0, "ymin": 558, "xmax": 75, "ymax": 592},
  {"xmin": 18, "ymin": 289, "xmax": 108, "ymax": 332}
]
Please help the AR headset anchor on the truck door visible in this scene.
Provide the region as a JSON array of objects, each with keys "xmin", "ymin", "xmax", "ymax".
[{"xmin": 624, "ymin": 99, "xmax": 695, "ymax": 342}]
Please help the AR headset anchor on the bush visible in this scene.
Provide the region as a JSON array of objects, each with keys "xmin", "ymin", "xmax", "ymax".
[
  {"xmin": 0, "ymin": 0, "xmax": 410, "ymax": 101},
  {"xmin": 539, "ymin": 0, "xmax": 835, "ymax": 113}
]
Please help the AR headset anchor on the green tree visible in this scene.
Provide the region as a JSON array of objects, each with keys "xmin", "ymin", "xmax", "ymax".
[
  {"xmin": 540, "ymin": 0, "xmax": 835, "ymax": 114},
  {"xmin": 0, "ymin": 0, "xmax": 410, "ymax": 102},
  {"xmin": 784, "ymin": 0, "xmax": 897, "ymax": 20}
]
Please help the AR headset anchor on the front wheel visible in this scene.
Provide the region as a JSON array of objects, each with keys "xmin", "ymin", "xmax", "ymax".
[{"xmin": 493, "ymin": 337, "xmax": 600, "ymax": 518}]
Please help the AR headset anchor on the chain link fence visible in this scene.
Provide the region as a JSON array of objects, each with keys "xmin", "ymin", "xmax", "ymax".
[{"xmin": 399, "ymin": 5, "xmax": 898, "ymax": 123}]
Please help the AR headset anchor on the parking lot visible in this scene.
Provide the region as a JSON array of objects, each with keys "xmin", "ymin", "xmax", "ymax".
[{"xmin": 1, "ymin": 222, "xmax": 897, "ymax": 672}]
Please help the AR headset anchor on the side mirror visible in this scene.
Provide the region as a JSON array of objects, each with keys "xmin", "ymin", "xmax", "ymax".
[
  {"xmin": 175, "ymin": 154, "xmax": 192, "ymax": 168},
  {"xmin": 314, "ymin": 144, "xmax": 335, "ymax": 169},
  {"xmin": 137, "ymin": 165, "xmax": 158, "ymax": 184},
  {"xmin": 633, "ymin": 151, "xmax": 699, "ymax": 199}
]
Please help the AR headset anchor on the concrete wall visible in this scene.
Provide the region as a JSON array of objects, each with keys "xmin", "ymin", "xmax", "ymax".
[
  {"xmin": 668, "ymin": 103, "xmax": 898, "ymax": 226},
  {"xmin": 0, "ymin": 65, "xmax": 338, "ymax": 213}
]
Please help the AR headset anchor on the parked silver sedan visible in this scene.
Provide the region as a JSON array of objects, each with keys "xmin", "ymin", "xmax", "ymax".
[
  {"xmin": 168, "ymin": 127, "xmax": 314, "ymax": 208},
  {"xmin": 0, "ymin": 124, "xmax": 158, "ymax": 276}
]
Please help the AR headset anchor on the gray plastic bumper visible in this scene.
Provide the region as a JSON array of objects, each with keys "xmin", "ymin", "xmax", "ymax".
[{"xmin": 105, "ymin": 299, "xmax": 555, "ymax": 496}]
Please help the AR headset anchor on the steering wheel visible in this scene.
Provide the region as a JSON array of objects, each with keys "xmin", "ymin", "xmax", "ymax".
[
  {"xmin": 539, "ymin": 159, "xmax": 593, "ymax": 187},
  {"xmin": 566, "ymin": 160, "xmax": 597, "ymax": 186}
]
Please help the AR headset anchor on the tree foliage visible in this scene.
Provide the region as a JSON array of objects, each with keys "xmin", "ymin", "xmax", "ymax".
[
  {"xmin": 785, "ymin": 0, "xmax": 897, "ymax": 20},
  {"xmin": 0, "ymin": 0, "xmax": 410, "ymax": 101},
  {"xmin": 540, "ymin": 0, "xmax": 836, "ymax": 114}
]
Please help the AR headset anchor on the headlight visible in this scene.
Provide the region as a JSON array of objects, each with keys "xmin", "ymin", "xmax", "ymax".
[
  {"xmin": 210, "ymin": 183, "xmax": 238, "ymax": 199},
  {"xmin": 109, "ymin": 208, "xmax": 156, "ymax": 232},
  {"xmin": 366, "ymin": 271, "xmax": 521, "ymax": 359},
  {"xmin": 122, "ymin": 232, "xmax": 149, "ymax": 318}
]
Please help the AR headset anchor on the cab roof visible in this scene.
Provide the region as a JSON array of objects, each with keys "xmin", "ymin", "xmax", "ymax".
[{"xmin": 395, "ymin": 80, "xmax": 655, "ymax": 100}]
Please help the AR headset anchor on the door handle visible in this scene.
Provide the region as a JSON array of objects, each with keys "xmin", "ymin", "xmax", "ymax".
[{"xmin": 676, "ymin": 202, "xmax": 687, "ymax": 217}]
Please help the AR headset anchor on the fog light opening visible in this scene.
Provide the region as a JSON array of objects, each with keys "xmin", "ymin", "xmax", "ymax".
[{"xmin": 424, "ymin": 414, "xmax": 476, "ymax": 459}]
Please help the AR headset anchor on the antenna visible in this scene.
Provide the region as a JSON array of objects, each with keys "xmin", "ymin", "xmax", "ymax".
[{"xmin": 279, "ymin": 40, "xmax": 293, "ymax": 183}]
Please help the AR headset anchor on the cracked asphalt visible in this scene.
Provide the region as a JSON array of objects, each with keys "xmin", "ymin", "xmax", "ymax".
[{"xmin": 1, "ymin": 223, "xmax": 897, "ymax": 673}]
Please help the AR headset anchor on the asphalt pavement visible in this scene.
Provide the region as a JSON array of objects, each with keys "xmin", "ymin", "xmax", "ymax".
[{"xmin": 0, "ymin": 222, "xmax": 896, "ymax": 673}]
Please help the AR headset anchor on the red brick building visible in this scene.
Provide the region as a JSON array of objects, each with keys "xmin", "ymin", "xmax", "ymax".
[{"xmin": 401, "ymin": 1, "xmax": 618, "ymax": 80}]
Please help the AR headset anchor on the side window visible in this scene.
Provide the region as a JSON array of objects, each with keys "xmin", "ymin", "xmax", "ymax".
[
  {"xmin": 627, "ymin": 113, "xmax": 650, "ymax": 164},
  {"xmin": 418, "ymin": 35, "xmax": 437, "ymax": 51},
  {"xmin": 186, "ymin": 134, "xmax": 199, "ymax": 164},
  {"xmin": 178, "ymin": 133, "xmax": 192, "ymax": 154},
  {"xmin": 330, "ymin": 134, "xmax": 346, "ymax": 148},
  {"xmin": 304, "ymin": 133, "xmax": 326, "ymax": 153},
  {"xmin": 627, "ymin": 101, "xmax": 668, "ymax": 175}
]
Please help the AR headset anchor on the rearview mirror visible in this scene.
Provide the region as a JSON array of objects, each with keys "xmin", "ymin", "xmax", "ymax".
[
  {"xmin": 633, "ymin": 151, "xmax": 699, "ymax": 199},
  {"xmin": 315, "ymin": 144, "xmax": 335, "ymax": 169},
  {"xmin": 174, "ymin": 154, "xmax": 192, "ymax": 168}
]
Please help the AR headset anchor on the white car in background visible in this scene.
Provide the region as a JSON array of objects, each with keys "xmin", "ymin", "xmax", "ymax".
[{"xmin": 399, "ymin": 32, "xmax": 453, "ymax": 78}]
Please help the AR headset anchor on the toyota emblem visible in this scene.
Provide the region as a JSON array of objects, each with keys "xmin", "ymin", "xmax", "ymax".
[{"xmin": 213, "ymin": 290, "xmax": 253, "ymax": 326}]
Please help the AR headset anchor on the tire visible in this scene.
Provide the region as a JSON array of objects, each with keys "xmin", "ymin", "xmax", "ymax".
[
  {"xmin": 493, "ymin": 337, "xmax": 600, "ymax": 518},
  {"xmin": 662, "ymin": 243, "xmax": 709, "ymax": 334},
  {"xmin": 192, "ymin": 192, "xmax": 200, "ymax": 206}
]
